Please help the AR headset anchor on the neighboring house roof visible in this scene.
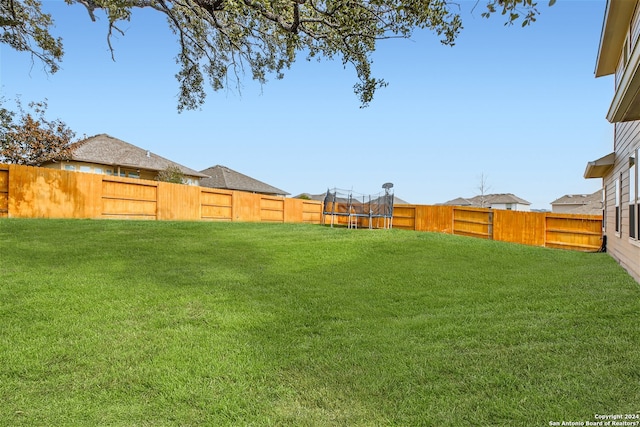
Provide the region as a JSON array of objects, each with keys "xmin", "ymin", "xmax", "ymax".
[
  {"xmin": 551, "ymin": 191, "xmax": 603, "ymax": 215},
  {"xmin": 65, "ymin": 134, "xmax": 208, "ymax": 178},
  {"xmin": 443, "ymin": 193, "xmax": 531, "ymax": 207},
  {"xmin": 442, "ymin": 197, "xmax": 474, "ymax": 206},
  {"xmin": 470, "ymin": 193, "xmax": 531, "ymax": 206},
  {"xmin": 369, "ymin": 195, "xmax": 408, "ymax": 205},
  {"xmin": 200, "ymin": 165, "xmax": 289, "ymax": 196},
  {"xmin": 388, "ymin": 196, "xmax": 410, "ymax": 205}
]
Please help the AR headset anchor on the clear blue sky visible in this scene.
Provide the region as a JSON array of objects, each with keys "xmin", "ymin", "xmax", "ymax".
[{"xmin": 1, "ymin": 0, "xmax": 612, "ymax": 209}]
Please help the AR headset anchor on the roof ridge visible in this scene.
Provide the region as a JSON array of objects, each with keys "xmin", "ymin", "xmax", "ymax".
[{"xmin": 199, "ymin": 165, "xmax": 289, "ymax": 195}]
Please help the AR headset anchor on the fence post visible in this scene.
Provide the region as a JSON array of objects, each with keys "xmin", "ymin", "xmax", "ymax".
[
  {"xmin": 488, "ymin": 210, "xmax": 494, "ymax": 240},
  {"xmin": 0, "ymin": 165, "xmax": 8, "ymax": 218}
]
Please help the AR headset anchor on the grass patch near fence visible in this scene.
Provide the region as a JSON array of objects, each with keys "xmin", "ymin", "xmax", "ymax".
[{"xmin": 1, "ymin": 218, "xmax": 639, "ymax": 426}]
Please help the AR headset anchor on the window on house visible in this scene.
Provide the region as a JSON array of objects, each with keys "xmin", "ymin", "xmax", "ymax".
[
  {"xmin": 64, "ymin": 164, "xmax": 76, "ymax": 171},
  {"xmin": 505, "ymin": 203, "xmax": 513, "ymax": 210},
  {"xmin": 128, "ymin": 171, "xmax": 140, "ymax": 179},
  {"xmin": 94, "ymin": 167, "xmax": 103, "ymax": 175},
  {"xmin": 623, "ymin": 37, "xmax": 630, "ymax": 66},
  {"xmin": 79, "ymin": 166, "xmax": 91, "ymax": 173},
  {"xmin": 616, "ymin": 177, "xmax": 621, "ymax": 234},
  {"xmin": 631, "ymin": 151, "xmax": 638, "ymax": 239}
]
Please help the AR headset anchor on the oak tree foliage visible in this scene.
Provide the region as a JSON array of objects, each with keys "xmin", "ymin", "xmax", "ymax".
[
  {"xmin": 0, "ymin": 99, "xmax": 76, "ymax": 166},
  {"xmin": 2, "ymin": 0, "xmax": 551, "ymax": 109}
]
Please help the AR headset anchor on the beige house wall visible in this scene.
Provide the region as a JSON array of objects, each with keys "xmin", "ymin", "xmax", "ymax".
[
  {"xmin": 42, "ymin": 161, "xmax": 201, "ymax": 185},
  {"xmin": 594, "ymin": 0, "xmax": 640, "ymax": 283},
  {"xmin": 603, "ymin": 120, "xmax": 640, "ymax": 283}
]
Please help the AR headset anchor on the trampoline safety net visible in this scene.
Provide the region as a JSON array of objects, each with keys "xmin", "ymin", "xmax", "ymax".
[{"xmin": 322, "ymin": 185, "xmax": 394, "ymax": 229}]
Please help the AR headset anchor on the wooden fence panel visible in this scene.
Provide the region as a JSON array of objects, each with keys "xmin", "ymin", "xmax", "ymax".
[
  {"xmin": 101, "ymin": 178, "xmax": 157, "ymax": 219},
  {"xmin": 157, "ymin": 181, "xmax": 200, "ymax": 221},
  {"xmin": 493, "ymin": 210, "xmax": 546, "ymax": 247},
  {"xmin": 0, "ymin": 166, "xmax": 8, "ymax": 218},
  {"xmin": 8, "ymin": 164, "xmax": 102, "ymax": 218},
  {"xmin": 200, "ymin": 189, "xmax": 233, "ymax": 221},
  {"xmin": 453, "ymin": 207, "xmax": 492, "ymax": 239},
  {"xmin": 284, "ymin": 198, "xmax": 302, "ymax": 224},
  {"xmin": 545, "ymin": 214, "xmax": 603, "ymax": 252},
  {"xmin": 283, "ymin": 199, "xmax": 322, "ymax": 224},
  {"xmin": 302, "ymin": 200, "xmax": 322, "ymax": 224},
  {"xmin": 392, "ymin": 205, "xmax": 416, "ymax": 230},
  {"xmin": 414, "ymin": 205, "xmax": 453, "ymax": 233},
  {"xmin": 233, "ymin": 191, "xmax": 261, "ymax": 222},
  {"xmin": 261, "ymin": 196, "xmax": 285, "ymax": 223}
]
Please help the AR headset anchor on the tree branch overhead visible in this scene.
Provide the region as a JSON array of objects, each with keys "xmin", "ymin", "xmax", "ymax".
[{"xmin": 2, "ymin": 0, "xmax": 549, "ymax": 110}]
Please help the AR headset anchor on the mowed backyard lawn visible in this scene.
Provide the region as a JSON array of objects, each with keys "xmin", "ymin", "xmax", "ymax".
[{"xmin": 1, "ymin": 219, "xmax": 639, "ymax": 426}]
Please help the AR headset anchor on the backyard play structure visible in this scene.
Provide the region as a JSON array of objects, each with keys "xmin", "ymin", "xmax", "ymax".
[{"xmin": 322, "ymin": 183, "xmax": 395, "ymax": 229}]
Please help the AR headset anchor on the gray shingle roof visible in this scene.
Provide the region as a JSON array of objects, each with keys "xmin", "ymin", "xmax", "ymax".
[
  {"xmin": 551, "ymin": 191, "xmax": 602, "ymax": 206},
  {"xmin": 443, "ymin": 193, "xmax": 531, "ymax": 207},
  {"xmin": 68, "ymin": 134, "xmax": 208, "ymax": 178},
  {"xmin": 551, "ymin": 190, "xmax": 603, "ymax": 215},
  {"xmin": 468, "ymin": 193, "xmax": 531, "ymax": 206},
  {"xmin": 199, "ymin": 165, "xmax": 289, "ymax": 196},
  {"xmin": 442, "ymin": 197, "xmax": 474, "ymax": 206}
]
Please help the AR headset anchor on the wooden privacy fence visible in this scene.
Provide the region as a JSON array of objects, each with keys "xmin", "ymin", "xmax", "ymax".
[
  {"xmin": 0, "ymin": 164, "xmax": 322, "ymax": 224},
  {"xmin": 392, "ymin": 204, "xmax": 603, "ymax": 252},
  {"xmin": 0, "ymin": 164, "xmax": 603, "ymax": 251}
]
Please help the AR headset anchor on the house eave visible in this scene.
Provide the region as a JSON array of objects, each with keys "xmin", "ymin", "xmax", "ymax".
[
  {"xmin": 584, "ymin": 152, "xmax": 615, "ymax": 179},
  {"xmin": 595, "ymin": 0, "xmax": 638, "ymax": 77},
  {"xmin": 606, "ymin": 30, "xmax": 640, "ymax": 122}
]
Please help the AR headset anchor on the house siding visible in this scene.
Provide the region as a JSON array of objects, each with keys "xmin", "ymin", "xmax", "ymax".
[
  {"xmin": 603, "ymin": 119, "xmax": 640, "ymax": 282},
  {"xmin": 42, "ymin": 161, "xmax": 201, "ymax": 186},
  {"xmin": 616, "ymin": 51, "xmax": 625, "ymax": 89},
  {"xmin": 615, "ymin": 3, "xmax": 640, "ymax": 90},
  {"xmin": 597, "ymin": 2, "xmax": 640, "ymax": 283}
]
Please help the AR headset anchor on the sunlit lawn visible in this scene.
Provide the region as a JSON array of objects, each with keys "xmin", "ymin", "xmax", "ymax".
[{"xmin": 1, "ymin": 219, "xmax": 639, "ymax": 426}]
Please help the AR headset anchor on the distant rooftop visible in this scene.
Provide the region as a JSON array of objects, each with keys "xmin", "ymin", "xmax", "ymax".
[
  {"xmin": 551, "ymin": 191, "xmax": 602, "ymax": 206},
  {"xmin": 443, "ymin": 193, "xmax": 531, "ymax": 207},
  {"xmin": 67, "ymin": 134, "xmax": 208, "ymax": 178},
  {"xmin": 200, "ymin": 165, "xmax": 289, "ymax": 196}
]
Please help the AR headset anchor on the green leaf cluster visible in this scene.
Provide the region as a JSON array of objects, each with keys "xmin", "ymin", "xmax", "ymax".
[
  {"xmin": 2, "ymin": 0, "xmax": 547, "ymax": 109},
  {"xmin": 1, "ymin": 0, "xmax": 63, "ymax": 73}
]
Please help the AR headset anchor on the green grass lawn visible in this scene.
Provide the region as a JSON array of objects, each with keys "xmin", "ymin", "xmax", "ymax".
[{"xmin": 1, "ymin": 219, "xmax": 639, "ymax": 426}]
